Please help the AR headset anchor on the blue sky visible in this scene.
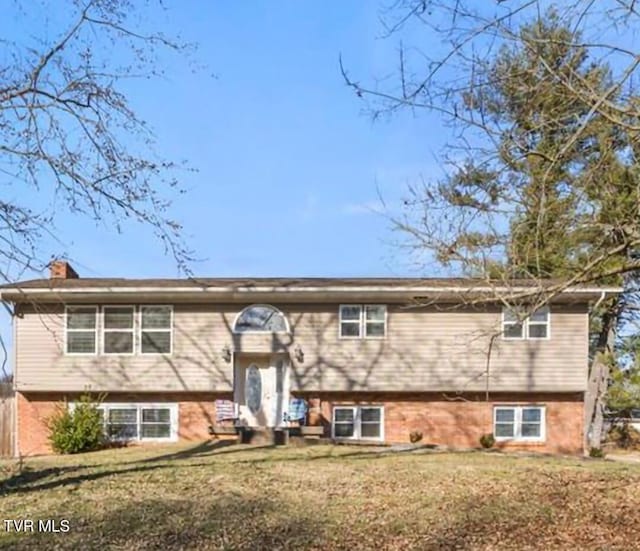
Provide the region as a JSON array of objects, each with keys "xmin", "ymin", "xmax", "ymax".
[
  {"xmin": 45, "ymin": 1, "xmax": 446, "ymax": 280},
  {"xmin": 0, "ymin": 1, "xmax": 449, "ymax": 372}
]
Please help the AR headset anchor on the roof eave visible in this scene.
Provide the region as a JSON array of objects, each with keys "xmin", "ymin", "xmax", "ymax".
[{"xmin": 0, "ymin": 285, "xmax": 623, "ymax": 304}]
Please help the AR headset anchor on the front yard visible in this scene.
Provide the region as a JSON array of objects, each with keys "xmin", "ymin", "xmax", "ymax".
[{"xmin": 1, "ymin": 443, "xmax": 640, "ymax": 550}]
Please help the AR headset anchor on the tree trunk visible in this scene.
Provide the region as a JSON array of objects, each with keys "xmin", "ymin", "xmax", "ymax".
[{"xmin": 584, "ymin": 307, "xmax": 617, "ymax": 452}]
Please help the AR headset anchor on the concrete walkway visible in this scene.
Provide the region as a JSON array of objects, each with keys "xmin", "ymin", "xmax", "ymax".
[{"xmin": 606, "ymin": 452, "xmax": 640, "ymax": 464}]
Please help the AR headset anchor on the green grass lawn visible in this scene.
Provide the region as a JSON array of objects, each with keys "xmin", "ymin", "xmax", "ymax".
[{"xmin": 1, "ymin": 443, "xmax": 640, "ymax": 550}]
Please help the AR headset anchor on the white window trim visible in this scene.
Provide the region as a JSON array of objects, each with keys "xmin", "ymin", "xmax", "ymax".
[
  {"xmin": 331, "ymin": 405, "xmax": 385, "ymax": 442},
  {"xmin": 493, "ymin": 405, "xmax": 546, "ymax": 443},
  {"xmin": 70, "ymin": 402, "xmax": 178, "ymax": 442},
  {"xmin": 64, "ymin": 305, "xmax": 99, "ymax": 356},
  {"xmin": 338, "ymin": 304, "xmax": 362, "ymax": 339},
  {"xmin": 232, "ymin": 304, "xmax": 290, "ymax": 334},
  {"xmin": 102, "ymin": 305, "xmax": 136, "ymax": 356},
  {"xmin": 502, "ymin": 306, "xmax": 550, "ymax": 341},
  {"xmin": 339, "ymin": 305, "xmax": 387, "ymax": 340},
  {"xmin": 364, "ymin": 304, "xmax": 387, "ymax": 339},
  {"xmin": 139, "ymin": 305, "xmax": 174, "ymax": 355}
]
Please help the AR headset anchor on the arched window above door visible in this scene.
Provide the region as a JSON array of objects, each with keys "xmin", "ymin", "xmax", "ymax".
[{"xmin": 233, "ymin": 304, "xmax": 289, "ymax": 333}]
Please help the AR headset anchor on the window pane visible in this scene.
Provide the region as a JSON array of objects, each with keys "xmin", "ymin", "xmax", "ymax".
[
  {"xmin": 495, "ymin": 423, "xmax": 514, "ymax": 437},
  {"xmin": 141, "ymin": 331, "xmax": 171, "ymax": 353},
  {"xmin": 67, "ymin": 308, "xmax": 96, "ymax": 329},
  {"xmin": 503, "ymin": 308, "xmax": 520, "ymax": 323},
  {"xmin": 141, "ymin": 424, "xmax": 171, "ymax": 438},
  {"xmin": 521, "ymin": 423, "xmax": 541, "ymax": 438},
  {"xmin": 361, "ymin": 408, "xmax": 381, "ymax": 422},
  {"xmin": 334, "ymin": 423, "xmax": 354, "ymax": 438},
  {"xmin": 365, "ymin": 322, "xmax": 385, "ymax": 337},
  {"xmin": 104, "ymin": 331, "xmax": 133, "ymax": 354},
  {"xmin": 365, "ymin": 306, "xmax": 385, "ymax": 321},
  {"xmin": 360, "ymin": 422, "xmax": 381, "ymax": 439},
  {"xmin": 528, "ymin": 324, "xmax": 548, "ymax": 339},
  {"xmin": 234, "ymin": 306, "xmax": 287, "ymax": 332},
  {"xmin": 67, "ymin": 331, "xmax": 96, "ymax": 354},
  {"xmin": 109, "ymin": 409, "xmax": 137, "ymax": 423},
  {"xmin": 495, "ymin": 409, "xmax": 515, "ymax": 423},
  {"xmin": 108, "ymin": 408, "xmax": 137, "ymax": 439},
  {"xmin": 142, "ymin": 408, "xmax": 170, "ymax": 423},
  {"xmin": 530, "ymin": 308, "xmax": 549, "ymax": 322},
  {"xmin": 340, "ymin": 322, "xmax": 360, "ymax": 338},
  {"xmin": 522, "ymin": 408, "xmax": 541, "ymax": 423},
  {"xmin": 141, "ymin": 306, "xmax": 172, "ymax": 329},
  {"xmin": 334, "ymin": 408, "xmax": 354, "ymax": 423},
  {"xmin": 340, "ymin": 306, "xmax": 361, "ymax": 321},
  {"xmin": 108, "ymin": 424, "xmax": 138, "ymax": 439},
  {"xmin": 104, "ymin": 307, "xmax": 133, "ymax": 329},
  {"xmin": 503, "ymin": 323, "xmax": 524, "ymax": 339}
]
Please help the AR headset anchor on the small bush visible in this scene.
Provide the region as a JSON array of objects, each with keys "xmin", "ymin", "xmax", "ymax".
[
  {"xmin": 409, "ymin": 430, "xmax": 423, "ymax": 443},
  {"xmin": 47, "ymin": 395, "xmax": 104, "ymax": 454},
  {"xmin": 589, "ymin": 447, "xmax": 605, "ymax": 459},
  {"xmin": 606, "ymin": 422, "xmax": 640, "ymax": 449},
  {"xmin": 479, "ymin": 433, "xmax": 495, "ymax": 449}
]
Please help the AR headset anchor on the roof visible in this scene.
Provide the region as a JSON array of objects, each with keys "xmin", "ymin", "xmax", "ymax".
[
  {"xmin": 0, "ymin": 276, "xmax": 622, "ymax": 304},
  {"xmin": 0, "ymin": 276, "xmax": 572, "ymax": 290}
]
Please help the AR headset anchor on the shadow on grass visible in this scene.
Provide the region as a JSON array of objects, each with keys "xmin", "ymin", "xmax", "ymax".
[
  {"xmin": 0, "ymin": 441, "xmax": 438, "ymax": 498},
  {"xmin": 2, "ymin": 495, "xmax": 327, "ymax": 551}
]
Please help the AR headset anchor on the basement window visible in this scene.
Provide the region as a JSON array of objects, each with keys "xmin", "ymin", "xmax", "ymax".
[
  {"xmin": 332, "ymin": 405, "xmax": 384, "ymax": 441},
  {"xmin": 494, "ymin": 406, "xmax": 545, "ymax": 442},
  {"xmin": 72, "ymin": 403, "xmax": 178, "ymax": 442}
]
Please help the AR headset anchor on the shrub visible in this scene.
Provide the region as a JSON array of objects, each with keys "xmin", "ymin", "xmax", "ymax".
[
  {"xmin": 606, "ymin": 422, "xmax": 640, "ymax": 449},
  {"xmin": 47, "ymin": 395, "xmax": 104, "ymax": 454},
  {"xmin": 409, "ymin": 430, "xmax": 423, "ymax": 443},
  {"xmin": 589, "ymin": 447, "xmax": 605, "ymax": 459},
  {"xmin": 479, "ymin": 433, "xmax": 495, "ymax": 449}
]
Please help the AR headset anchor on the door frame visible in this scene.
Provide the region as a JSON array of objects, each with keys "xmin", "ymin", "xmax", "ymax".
[{"xmin": 234, "ymin": 353, "xmax": 290, "ymax": 428}]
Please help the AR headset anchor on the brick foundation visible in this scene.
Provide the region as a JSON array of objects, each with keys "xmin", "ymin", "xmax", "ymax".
[
  {"xmin": 16, "ymin": 391, "xmax": 233, "ymax": 456},
  {"xmin": 296, "ymin": 392, "xmax": 584, "ymax": 455},
  {"xmin": 17, "ymin": 391, "xmax": 584, "ymax": 456}
]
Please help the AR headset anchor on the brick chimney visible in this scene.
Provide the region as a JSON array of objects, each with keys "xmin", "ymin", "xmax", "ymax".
[{"xmin": 49, "ymin": 260, "xmax": 79, "ymax": 279}]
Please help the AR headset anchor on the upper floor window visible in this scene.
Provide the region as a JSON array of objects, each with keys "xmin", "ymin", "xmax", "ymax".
[
  {"xmin": 140, "ymin": 306, "xmax": 173, "ymax": 354},
  {"xmin": 339, "ymin": 305, "xmax": 387, "ymax": 339},
  {"xmin": 65, "ymin": 305, "xmax": 172, "ymax": 355},
  {"xmin": 234, "ymin": 304, "xmax": 289, "ymax": 333},
  {"xmin": 103, "ymin": 306, "xmax": 134, "ymax": 355},
  {"xmin": 502, "ymin": 306, "xmax": 549, "ymax": 340},
  {"xmin": 66, "ymin": 306, "xmax": 98, "ymax": 354}
]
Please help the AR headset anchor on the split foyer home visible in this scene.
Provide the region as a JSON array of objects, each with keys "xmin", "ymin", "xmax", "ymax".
[{"xmin": 0, "ymin": 260, "xmax": 621, "ymax": 456}]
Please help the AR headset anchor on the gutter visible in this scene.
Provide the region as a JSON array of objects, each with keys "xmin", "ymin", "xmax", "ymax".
[{"xmin": 0, "ymin": 285, "xmax": 625, "ymax": 295}]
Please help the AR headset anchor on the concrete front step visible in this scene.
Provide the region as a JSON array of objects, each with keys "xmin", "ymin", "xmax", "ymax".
[
  {"xmin": 238, "ymin": 426, "xmax": 328, "ymax": 446},
  {"xmin": 239, "ymin": 427, "xmax": 289, "ymax": 445}
]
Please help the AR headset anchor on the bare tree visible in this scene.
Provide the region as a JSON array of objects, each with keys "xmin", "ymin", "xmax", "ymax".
[
  {"xmin": 342, "ymin": 0, "xmax": 640, "ymax": 450},
  {"xmin": 0, "ymin": 0, "xmax": 195, "ymax": 284},
  {"xmin": 0, "ymin": 0, "xmax": 200, "ymax": 380}
]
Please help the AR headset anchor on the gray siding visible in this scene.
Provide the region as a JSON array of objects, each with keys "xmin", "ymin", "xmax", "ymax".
[{"xmin": 14, "ymin": 302, "xmax": 588, "ymax": 393}]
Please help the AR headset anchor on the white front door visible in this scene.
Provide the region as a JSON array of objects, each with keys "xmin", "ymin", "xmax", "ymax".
[{"xmin": 237, "ymin": 355, "xmax": 289, "ymax": 427}]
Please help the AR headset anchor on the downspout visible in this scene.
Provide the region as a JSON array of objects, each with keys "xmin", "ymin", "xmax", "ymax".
[{"xmin": 592, "ymin": 290, "xmax": 607, "ymax": 312}]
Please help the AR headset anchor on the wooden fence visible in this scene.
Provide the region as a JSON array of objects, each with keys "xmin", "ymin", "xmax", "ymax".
[{"xmin": 0, "ymin": 384, "xmax": 14, "ymax": 457}]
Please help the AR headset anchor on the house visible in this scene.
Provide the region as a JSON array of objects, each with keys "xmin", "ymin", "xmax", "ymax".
[{"xmin": 0, "ymin": 260, "xmax": 621, "ymax": 456}]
